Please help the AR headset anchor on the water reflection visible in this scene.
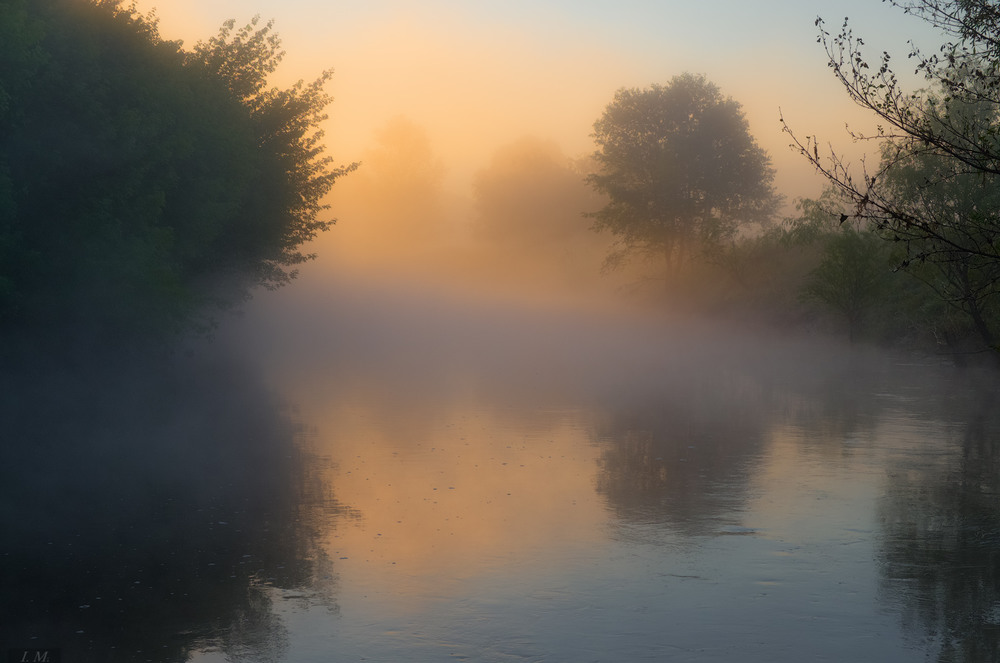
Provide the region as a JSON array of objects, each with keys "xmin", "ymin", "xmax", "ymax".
[
  {"xmin": 6, "ymin": 272, "xmax": 1000, "ymax": 662},
  {"xmin": 877, "ymin": 382, "xmax": 1000, "ymax": 662},
  {"xmin": 228, "ymin": 276, "xmax": 1000, "ymax": 661},
  {"xmin": 299, "ymin": 395, "xmax": 607, "ymax": 599},
  {"xmin": 0, "ymin": 348, "xmax": 342, "ymax": 663},
  {"xmin": 594, "ymin": 373, "xmax": 768, "ymax": 535}
]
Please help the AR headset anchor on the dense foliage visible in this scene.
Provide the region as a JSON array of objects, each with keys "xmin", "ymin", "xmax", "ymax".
[
  {"xmin": 782, "ymin": 0, "xmax": 1000, "ymax": 357},
  {"xmin": 587, "ymin": 73, "xmax": 780, "ymax": 273},
  {"xmin": 0, "ymin": 0, "xmax": 354, "ymax": 345}
]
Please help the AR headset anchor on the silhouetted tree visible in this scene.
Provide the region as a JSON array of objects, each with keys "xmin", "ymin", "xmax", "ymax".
[
  {"xmin": 0, "ymin": 0, "xmax": 355, "ymax": 345},
  {"xmin": 879, "ymin": 140, "xmax": 1000, "ymax": 351},
  {"xmin": 784, "ymin": 1, "xmax": 1000, "ymax": 355},
  {"xmin": 587, "ymin": 73, "xmax": 779, "ymax": 273}
]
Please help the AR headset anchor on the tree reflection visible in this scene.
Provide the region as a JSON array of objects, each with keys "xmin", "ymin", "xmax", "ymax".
[
  {"xmin": 594, "ymin": 373, "xmax": 770, "ymax": 536},
  {"xmin": 877, "ymin": 384, "xmax": 1000, "ymax": 663},
  {"xmin": 0, "ymin": 346, "xmax": 348, "ymax": 663},
  {"xmin": 593, "ymin": 350, "xmax": 970, "ymax": 540}
]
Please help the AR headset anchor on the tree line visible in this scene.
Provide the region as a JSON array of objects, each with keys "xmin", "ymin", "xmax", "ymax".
[
  {"xmin": 3, "ymin": 0, "xmax": 999, "ymax": 365},
  {"xmin": 584, "ymin": 1, "xmax": 1000, "ymax": 363}
]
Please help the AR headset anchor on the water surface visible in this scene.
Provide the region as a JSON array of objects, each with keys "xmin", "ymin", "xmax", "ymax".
[
  {"xmin": 217, "ymin": 277, "xmax": 999, "ymax": 662},
  {"xmin": 3, "ymin": 276, "xmax": 998, "ymax": 662}
]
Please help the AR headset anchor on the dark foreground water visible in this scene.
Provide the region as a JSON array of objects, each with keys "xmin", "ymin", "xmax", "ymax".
[{"xmin": 3, "ymin": 277, "xmax": 999, "ymax": 663}]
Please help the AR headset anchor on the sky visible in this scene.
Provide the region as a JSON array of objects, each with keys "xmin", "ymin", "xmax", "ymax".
[{"xmin": 133, "ymin": 0, "xmax": 947, "ymax": 205}]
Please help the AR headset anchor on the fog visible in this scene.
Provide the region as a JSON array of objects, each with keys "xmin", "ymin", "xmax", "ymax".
[
  {"xmin": 201, "ymin": 229, "xmax": 1000, "ymax": 662},
  {"xmin": 313, "ymin": 119, "xmax": 625, "ymax": 306},
  {"xmin": 229, "ymin": 227, "xmax": 888, "ymax": 421},
  {"xmin": 11, "ymin": 4, "xmax": 1000, "ymax": 661},
  {"xmin": 130, "ymin": 0, "xmax": 954, "ymax": 328}
]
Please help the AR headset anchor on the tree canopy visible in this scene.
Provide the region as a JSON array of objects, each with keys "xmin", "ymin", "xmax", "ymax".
[
  {"xmin": 784, "ymin": 0, "xmax": 1000, "ymax": 354},
  {"xmin": 587, "ymin": 73, "xmax": 779, "ymax": 273},
  {"xmin": 0, "ymin": 0, "xmax": 355, "ymax": 346},
  {"xmin": 879, "ymin": 139, "xmax": 1000, "ymax": 349}
]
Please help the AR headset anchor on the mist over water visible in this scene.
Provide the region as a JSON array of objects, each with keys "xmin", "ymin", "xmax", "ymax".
[
  {"xmin": 4, "ymin": 236, "xmax": 998, "ymax": 661},
  {"xmin": 196, "ymin": 238, "xmax": 1000, "ymax": 661},
  {"xmin": 4, "ymin": 1, "xmax": 998, "ymax": 660},
  {"xmin": 5, "ymin": 113, "xmax": 998, "ymax": 659}
]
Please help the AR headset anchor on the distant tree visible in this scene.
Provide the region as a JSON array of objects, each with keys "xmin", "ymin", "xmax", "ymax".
[
  {"xmin": 0, "ymin": 0, "xmax": 355, "ymax": 344},
  {"xmin": 474, "ymin": 137, "xmax": 604, "ymax": 248},
  {"xmin": 587, "ymin": 73, "xmax": 780, "ymax": 273},
  {"xmin": 471, "ymin": 137, "xmax": 609, "ymax": 288},
  {"xmin": 343, "ymin": 117, "xmax": 449, "ymax": 248}
]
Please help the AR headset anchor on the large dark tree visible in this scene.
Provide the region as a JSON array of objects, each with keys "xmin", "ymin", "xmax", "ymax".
[
  {"xmin": 587, "ymin": 73, "xmax": 779, "ymax": 273},
  {"xmin": 0, "ymin": 0, "xmax": 355, "ymax": 345},
  {"xmin": 784, "ymin": 0, "xmax": 1000, "ymax": 355},
  {"xmin": 880, "ymin": 142, "xmax": 1000, "ymax": 351}
]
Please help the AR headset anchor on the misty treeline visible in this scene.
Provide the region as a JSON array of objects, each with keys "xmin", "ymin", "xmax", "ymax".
[
  {"xmin": 331, "ymin": 0, "xmax": 1000, "ymax": 364},
  {"xmin": 327, "ymin": 119, "xmax": 614, "ymax": 298},
  {"xmin": 0, "ymin": 0, "xmax": 355, "ymax": 355},
  {"xmin": 584, "ymin": 0, "xmax": 1000, "ymax": 362},
  {"xmin": 572, "ymin": 0, "xmax": 1000, "ymax": 361},
  {"xmin": 5, "ymin": 0, "xmax": 1000, "ymax": 367}
]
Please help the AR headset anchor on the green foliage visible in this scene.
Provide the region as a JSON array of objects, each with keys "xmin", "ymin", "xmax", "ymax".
[
  {"xmin": 784, "ymin": 0, "xmax": 1000, "ymax": 360},
  {"xmin": 879, "ymin": 142, "xmax": 1000, "ymax": 350},
  {"xmin": 587, "ymin": 73, "xmax": 780, "ymax": 273},
  {"xmin": 186, "ymin": 17, "xmax": 354, "ymax": 288},
  {"xmin": 0, "ymin": 0, "xmax": 355, "ymax": 345},
  {"xmin": 801, "ymin": 226, "xmax": 892, "ymax": 342},
  {"xmin": 697, "ymin": 189, "xmax": 934, "ymax": 346},
  {"xmin": 748, "ymin": 189, "xmax": 987, "ymax": 352}
]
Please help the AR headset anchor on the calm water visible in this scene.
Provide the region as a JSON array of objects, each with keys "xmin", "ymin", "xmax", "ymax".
[{"xmin": 3, "ymin": 276, "xmax": 999, "ymax": 662}]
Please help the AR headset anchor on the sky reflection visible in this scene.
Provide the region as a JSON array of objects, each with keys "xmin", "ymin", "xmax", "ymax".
[{"xmin": 305, "ymin": 396, "xmax": 608, "ymax": 602}]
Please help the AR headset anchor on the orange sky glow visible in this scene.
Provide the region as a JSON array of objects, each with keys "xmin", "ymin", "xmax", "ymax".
[
  {"xmin": 136, "ymin": 1, "xmax": 943, "ymax": 204},
  {"xmin": 126, "ymin": 1, "xmax": 951, "ymax": 302}
]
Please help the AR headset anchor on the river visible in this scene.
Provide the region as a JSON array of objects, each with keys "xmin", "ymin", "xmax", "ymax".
[{"xmin": 2, "ymin": 272, "xmax": 998, "ymax": 662}]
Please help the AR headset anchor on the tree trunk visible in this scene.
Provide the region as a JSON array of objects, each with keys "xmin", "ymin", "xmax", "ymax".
[{"xmin": 967, "ymin": 299, "xmax": 998, "ymax": 355}]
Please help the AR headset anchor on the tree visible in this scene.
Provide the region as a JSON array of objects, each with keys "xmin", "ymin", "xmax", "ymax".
[
  {"xmin": 337, "ymin": 117, "xmax": 449, "ymax": 251},
  {"xmin": 783, "ymin": 1, "xmax": 1000, "ymax": 354},
  {"xmin": 0, "ymin": 0, "xmax": 355, "ymax": 345},
  {"xmin": 879, "ymin": 142, "xmax": 1000, "ymax": 350},
  {"xmin": 471, "ymin": 137, "xmax": 610, "ymax": 291},
  {"xmin": 185, "ymin": 16, "xmax": 356, "ymax": 294},
  {"xmin": 474, "ymin": 138, "xmax": 606, "ymax": 251},
  {"xmin": 801, "ymin": 225, "xmax": 892, "ymax": 343},
  {"xmin": 587, "ymin": 73, "xmax": 780, "ymax": 274}
]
